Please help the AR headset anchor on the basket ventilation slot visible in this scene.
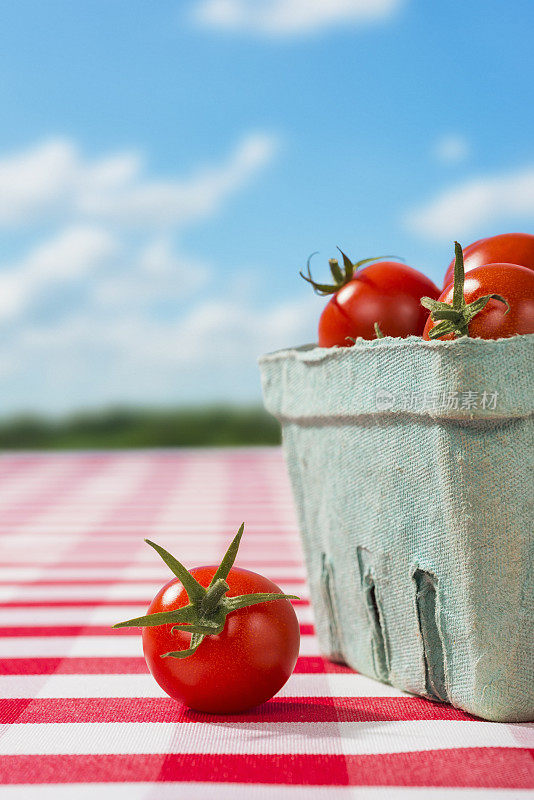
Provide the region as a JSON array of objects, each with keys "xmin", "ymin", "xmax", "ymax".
[
  {"xmin": 357, "ymin": 547, "xmax": 390, "ymax": 683},
  {"xmin": 320, "ymin": 553, "xmax": 344, "ymax": 663},
  {"xmin": 413, "ymin": 568, "xmax": 449, "ymax": 703}
]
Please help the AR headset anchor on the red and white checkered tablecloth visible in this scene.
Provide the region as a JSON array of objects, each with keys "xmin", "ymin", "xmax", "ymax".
[{"xmin": 0, "ymin": 448, "xmax": 532, "ymax": 798}]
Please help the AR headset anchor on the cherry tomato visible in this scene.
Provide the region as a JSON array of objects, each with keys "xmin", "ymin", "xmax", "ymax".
[
  {"xmin": 302, "ymin": 252, "xmax": 440, "ymax": 347},
  {"xmin": 424, "ymin": 263, "xmax": 534, "ymax": 340},
  {"xmin": 142, "ymin": 565, "xmax": 300, "ymax": 713},
  {"xmin": 443, "ymin": 233, "xmax": 534, "ymax": 289},
  {"xmin": 114, "ymin": 527, "xmax": 300, "ymax": 714}
]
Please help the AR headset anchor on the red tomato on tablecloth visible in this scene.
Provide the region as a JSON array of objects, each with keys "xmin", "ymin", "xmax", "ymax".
[
  {"xmin": 114, "ymin": 526, "xmax": 300, "ymax": 714},
  {"xmin": 142, "ymin": 565, "xmax": 300, "ymax": 713}
]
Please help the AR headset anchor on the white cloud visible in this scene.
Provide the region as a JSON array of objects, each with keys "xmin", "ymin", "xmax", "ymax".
[
  {"xmin": 3, "ymin": 294, "xmax": 318, "ymax": 413},
  {"xmin": 193, "ymin": 0, "xmax": 403, "ymax": 36},
  {"xmin": 405, "ymin": 164, "xmax": 534, "ymax": 241},
  {"xmin": 92, "ymin": 238, "xmax": 211, "ymax": 310},
  {"xmin": 433, "ymin": 134, "xmax": 470, "ymax": 164},
  {"xmin": 78, "ymin": 133, "xmax": 278, "ymax": 226},
  {"xmin": 19, "ymin": 294, "xmax": 316, "ymax": 370},
  {"xmin": 0, "ymin": 226, "xmax": 117, "ymax": 321},
  {"xmin": 0, "ymin": 140, "xmax": 139, "ymax": 227},
  {"xmin": 137, "ymin": 294, "xmax": 317, "ymax": 366},
  {"xmin": 0, "ymin": 133, "xmax": 278, "ymax": 228},
  {"xmin": 0, "ymin": 131, "xmax": 284, "ymax": 414},
  {"xmin": 0, "ymin": 227, "xmax": 211, "ymax": 325},
  {"xmin": 138, "ymin": 238, "xmax": 211, "ymax": 290}
]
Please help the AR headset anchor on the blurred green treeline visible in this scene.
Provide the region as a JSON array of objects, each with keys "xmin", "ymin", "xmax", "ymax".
[{"xmin": 0, "ymin": 406, "xmax": 281, "ymax": 450}]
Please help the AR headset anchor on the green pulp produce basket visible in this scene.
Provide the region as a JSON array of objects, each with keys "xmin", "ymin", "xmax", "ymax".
[{"xmin": 259, "ymin": 334, "xmax": 534, "ymax": 722}]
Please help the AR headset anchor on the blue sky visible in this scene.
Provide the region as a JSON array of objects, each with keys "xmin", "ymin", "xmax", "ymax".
[{"xmin": 0, "ymin": 0, "xmax": 533, "ymax": 414}]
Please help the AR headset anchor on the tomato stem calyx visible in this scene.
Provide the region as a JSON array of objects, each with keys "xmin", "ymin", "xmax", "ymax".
[
  {"xmin": 201, "ymin": 579, "xmax": 230, "ymax": 613},
  {"xmin": 300, "ymin": 249, "xmax": 387, "ymax": 296},
  {"xmin": 421, "ymin": 241, "xmax": 510, "ymax": 339},
  {"xmin": 113, "ymin": 523, "xmax": 299, "ymax": 659}
]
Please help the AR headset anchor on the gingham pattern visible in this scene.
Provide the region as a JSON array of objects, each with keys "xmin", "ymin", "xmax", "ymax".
[{"xmin": 0, "ymin": 449, "xmax": 532, "ymax": 798}]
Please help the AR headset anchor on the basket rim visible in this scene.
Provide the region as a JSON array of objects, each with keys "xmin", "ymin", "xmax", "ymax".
[{"xmin": 259, "ymin": 332, "xmax": 534, "ymax": 365}]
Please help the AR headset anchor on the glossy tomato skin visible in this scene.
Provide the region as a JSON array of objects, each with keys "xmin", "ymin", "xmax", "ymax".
[
  {"xmin": 318, "ymin": 261, "xmax": 440, "ymax": 347},
  {"xmin": 142, "ymin": 565, "xmax": 300, "ymax": 713},
  {"xmin": 424, "ymin": 263, "xmax": 534, "ymax": 340},
  {"xmin": 443, "ymin": 233, "xmax": 534, "ymax": 288}
]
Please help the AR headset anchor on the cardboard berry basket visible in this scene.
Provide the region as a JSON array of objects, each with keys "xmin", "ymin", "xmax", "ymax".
[{"xmin": 259, "ymin": 334, "xmax": 534, "ymax": 722}]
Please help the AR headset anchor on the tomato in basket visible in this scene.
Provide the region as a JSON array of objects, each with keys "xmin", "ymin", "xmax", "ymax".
[
  {"xmin": 114, "ymin": 524, "xmax": 300, "ymax": 713},
  {"xmin": 442, "ymin": 233, "xmax": 534, "ymax": 289},
  {"xmin": 301, "ymin": 249, "xmax": 440, "ymax": 346},
  {"xmin": 422, "ymin": 241, "xmax": 534, "ymax": 340}
]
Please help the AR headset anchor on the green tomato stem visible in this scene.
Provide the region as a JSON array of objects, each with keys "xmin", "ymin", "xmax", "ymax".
[
  {"xmin": 299, "ymin": 249, "xmax": 391, "ymax": 296},
  {"xmin": 201, "ymin": 579, "xmax": 230, "ymax": 613},
  {"xmin": 420, "ymin": 240, "xmax": 510, "ymax": 339},
  {"xmin": 113, "ymin": 524, "xmax": 299, "ymax": 660}
]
